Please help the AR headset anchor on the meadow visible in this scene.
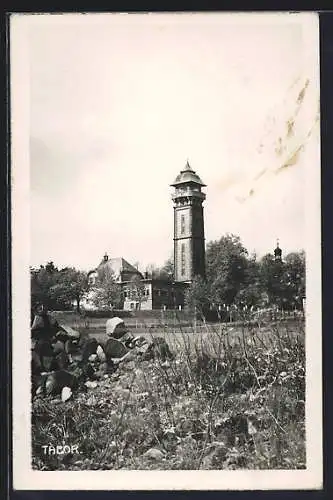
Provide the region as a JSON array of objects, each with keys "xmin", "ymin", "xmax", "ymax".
[{"xmin": 32, "ymin": 315, "xmax": 305, "ymax": 471}]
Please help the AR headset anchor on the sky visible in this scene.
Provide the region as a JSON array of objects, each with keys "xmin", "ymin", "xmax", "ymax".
[{"xmin": 25, "ymin": 12, "xmax": 320, "ymax": 272}]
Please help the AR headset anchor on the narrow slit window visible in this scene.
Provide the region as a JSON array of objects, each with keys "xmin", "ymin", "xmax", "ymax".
[
  {"xmin": 181, "ymin": 214, "xmax": 185, "ymax": 235},
  {"xmin": 181, "ymin": 243, "xmax": 186, "ymax": 276}
]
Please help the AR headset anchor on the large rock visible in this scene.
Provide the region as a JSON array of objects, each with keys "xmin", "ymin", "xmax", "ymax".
[
  {"xmin": 104, "ymin": 338, "xmax": 129, "ymax": 360},
  {"xmin": 31, "ymin": 313, "xmax": 59, "ymax": 340},
  {"xmin": 58, "ymin": 324, "xmax": 81, "ymax": 340},
  {"xmin": 142, "ymin": 337, "xmax": 174, "ymax": 362},
  {"xmin": 33, "ymin": 339, "xmax": 55, "ymax": 371},
  {"xmin": 31, "ymin": 312, "xmax": 59, "ymax": 331},
  {"xmin": 142, "ymin": 448, "xmax": 165, "ymax": 461},
  {"xmin": 96, "ymin": 344, "xmax": 107, "ymax": 363},
  {"xmin": 54, "ymin": 350, "xmax": 70, "ymax": 370},
  {"xmin": 38, "ymin": 370, "xmax": 79, "ymax": 397},
  {"xmin": 52, "ymin": 339, "xmax": 66, "ymax": 355},
  {"xmin": 79, "ymin": 337, "xmax": 99, "ymax": 362},
  {"xmin": 65, "ymin": 339, "xmax": 83, "ymax": 363}
]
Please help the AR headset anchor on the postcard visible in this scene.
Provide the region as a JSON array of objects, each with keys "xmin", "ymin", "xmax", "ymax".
[{"xmin": 11, "ymin": 11, "xmax": 322, "ymax": 490}]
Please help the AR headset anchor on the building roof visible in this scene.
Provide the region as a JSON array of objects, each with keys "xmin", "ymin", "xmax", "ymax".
[
  {"xmin": 171, "ymin": 161, "xmax": 206, "ymax": 187},
  {"xmin": 99, "ymin": 256, "xmax": 140, "ymax": 275}
]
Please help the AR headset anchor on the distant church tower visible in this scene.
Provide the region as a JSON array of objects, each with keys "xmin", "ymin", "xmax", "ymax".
[
  {"xmin": 274, "ymin": 239, "xmax": 282, "ymax": 262},
  {"xmin": 171, "ymin": 161, "xmax": 206, "ymax": 283}
]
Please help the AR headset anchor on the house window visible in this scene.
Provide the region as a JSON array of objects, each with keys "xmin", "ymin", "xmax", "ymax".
[
  {"xmin": 130, "ymin": 302, "xmax": 135, "ymax": 309},
  {"xmin": 181, "ymin": 243, "xmax": 186, "ymax": 276},
  {"xmin": 181, "ymin": 214, "xmax": 185, "ymax": 235}
]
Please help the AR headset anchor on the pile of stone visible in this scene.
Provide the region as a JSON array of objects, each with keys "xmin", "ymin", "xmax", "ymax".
[{"xmin": 31, "ymin": 313, "xmax": 173, "ymax": 401}]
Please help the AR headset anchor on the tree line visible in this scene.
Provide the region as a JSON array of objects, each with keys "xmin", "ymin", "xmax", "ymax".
[
  {"xmin": 31, "ymin": 234, "xmax": 305, "ymax": 315},
  {"xmin": 185, "ymin": 234, "xmax": 305, "ymax": 316}
]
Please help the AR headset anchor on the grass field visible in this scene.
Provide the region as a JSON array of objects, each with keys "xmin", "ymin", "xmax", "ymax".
[{"xmin": 32, "ymin": 317, "xmax": 306, "ymax": 471}]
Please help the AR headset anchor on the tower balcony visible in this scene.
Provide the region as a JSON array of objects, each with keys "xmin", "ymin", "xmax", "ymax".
[{"xmin": 172, "ymin": 189, "xmax": 206, "ymax": 202}]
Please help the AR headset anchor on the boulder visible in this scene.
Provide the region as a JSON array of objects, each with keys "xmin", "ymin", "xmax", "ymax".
[
  {"xmin": 34, "ymin": 339, "xmax": 54, "ymax": 357},
  {"xmin": 104, "ymin": 338, "xmax": 129, "ymax": 360},
  {"xmin": 65, "ymin": 339, "xmax": 83, "ymax": 363},
  {"xmin": 201, "ymin": 442, "xmax": 228, "ymax": 469},
  {"xmin": 61, "ymin": 386, "xmax": 73, "ymax": 402},
  {"xmin": 31, "ymin": 313, "xmax": 60, "ymax": 341},
  {"xmin": 31, "ymin": 350, "xmax": 42, "ymax": 375},
  {"xmin": 58, "ymin": 324, "xmax": 81, "ymax": 340},
  {"xmin": 31, "ymin": 314, "xmax": 45, "ymax": 331},
  {"xmin": 142, "ymin": 448, "xmax": 164, "ymax": 461},
  {"xmin": 40, "ymin": 370, "xmax": 79, "ymax": 397},
  {"xmin": 142, "ymin": 337, "xmax": 174, "ymax": 362},
  {"xmin": 94, "ymin": 362, "xmax": 109, "ymax": 379},
  {"xmin": 80, "ymin": 337, "xmax": 99, "ymax": 362},
  {"xmin": 33, "ymin": 339, "xmax": 55, "ymax": 371},
  {"xmin": 67, "ymin": 360, "xmax": 95, "ymax": 383},
  {"xmin": 96, "ymin": 344, "xmax": 107, "ymax": 363},
  {"xmin": 54, "ymin": 350, "xmax": 70, "ymax": 370},
  {"xmin": 52, "ymin": 339, "xmax": 66, "ymax": 356}
]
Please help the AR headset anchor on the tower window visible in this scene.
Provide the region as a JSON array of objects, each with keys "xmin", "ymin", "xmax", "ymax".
[
  {"xmin": 180, "ymin": 214, "xmax": 185, "ymax": 234},
  {"xmin": 181, "ymin": 243, "xmax": 186, "ymax": 276}
]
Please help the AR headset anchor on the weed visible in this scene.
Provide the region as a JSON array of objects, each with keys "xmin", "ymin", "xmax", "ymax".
[{"xmin": 32, "ymin": 317, "xmax": 305, "ymax": 470}]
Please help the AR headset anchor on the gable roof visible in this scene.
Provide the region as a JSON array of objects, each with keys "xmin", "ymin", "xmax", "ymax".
[{"xmin": 98, "ymin": 257, "xmax": 143, "ymax": 280}]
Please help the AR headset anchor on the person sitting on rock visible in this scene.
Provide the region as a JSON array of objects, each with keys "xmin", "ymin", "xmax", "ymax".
[
  {"xmin": 103, "ymin": 317, "xmax": 136, "ymax": 365},
  {"xmin": 104, "ymin": 317, "xmax": 174, "ymax": 364}
]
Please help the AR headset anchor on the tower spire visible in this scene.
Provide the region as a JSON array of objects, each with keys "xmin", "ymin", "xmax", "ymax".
[{"xmin": 184, "ymin": 159, "xmax": 192, "ymax": 171}]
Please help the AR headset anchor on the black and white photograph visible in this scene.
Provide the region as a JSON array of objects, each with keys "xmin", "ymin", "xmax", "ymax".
[{"xmin": 11, "ymin": 12, "xmax": 322, "ymax": 490}]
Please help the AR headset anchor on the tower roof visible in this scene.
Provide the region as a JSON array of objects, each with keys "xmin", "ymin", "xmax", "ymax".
[
  {"xmin": 171, "ymin": 161, "xmax": 206, "ymax": 187},
  {"xmin": 274, "ymin": 239, "xmax": 282, "ymax": 258}
]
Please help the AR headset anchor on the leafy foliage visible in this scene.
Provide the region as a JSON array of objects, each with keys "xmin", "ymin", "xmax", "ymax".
[
  {"xmin": 184, "ymin": 275, "xmax": 210, "ymax": 316},
  {"xmin": 31, "ymin": 262, "xmax": 88, "ymax": 312},
  {"xmin": 206, "ymin": 234, "xmax": 249, "ymax": 307},
  {"xmin": 91, "ymin": 267, "xmax": 122, "ymax": 311},
  {"xmin": 49, "ymin": 268, "xmax": 89, "ymax": 313},
  {"xmin": 147, "ymin": 256, "xmax": 174, "ymax": 281},
  {"xmin": 31, "ymin": 236, "xmax": 305, "ymax": 315}
]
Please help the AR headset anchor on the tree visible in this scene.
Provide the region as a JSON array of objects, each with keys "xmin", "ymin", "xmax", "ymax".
[
  {"xmin": 237, "ymin": 254, "xmax": 263, "ymax": 308},
  {"xmin": 31, "ymin": 262, "xmax": 61, "ymax": 312},
  {"xmin": 31, "ymin": 262, "xmax": 99, "ymax": 313},
  {"xmin": 92, "ymin": 267, "xmax": 122, "ymax": 311},
  {"xmin": 206, "ymin": 234, "xmax": 248, "ymax": 308},
  {"xmin": 148, "ymin": 255, "xmax": 174, "ymax": 281},
  {"xmin": 128, "ymin": 275, "xmax": 147, "ymax": 310},
  {"xmin": 184, "ymin": 275, "xmax": 210, "ymax": 317},
  {"xmin": 282, "ymin": 251, "xmax": 306, "ymax": 309},
  {"xmin": 257, "ymin": 251, "xmax": 305, "ymax": 310},
  {"xmin": 49, "ymin": 267, "xmax": 89, "ymax": 313},
  {"xmin": 258, "ymin": 254, "xmax": 286, "ymax": 308},
  {"xmin": 159, "ymin": 255, "xmax": 174, "ymax": 280}
]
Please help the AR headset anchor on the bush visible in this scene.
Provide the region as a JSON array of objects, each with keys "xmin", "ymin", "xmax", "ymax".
[{"xmin": 82, "ymin": 310, "xmax": 134, "ymax": 319}]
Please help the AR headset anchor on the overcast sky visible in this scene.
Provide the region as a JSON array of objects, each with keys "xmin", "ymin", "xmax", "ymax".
[{"xmin": 24, "ymin": 13, "xmax": 319, "ymax": 272}]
